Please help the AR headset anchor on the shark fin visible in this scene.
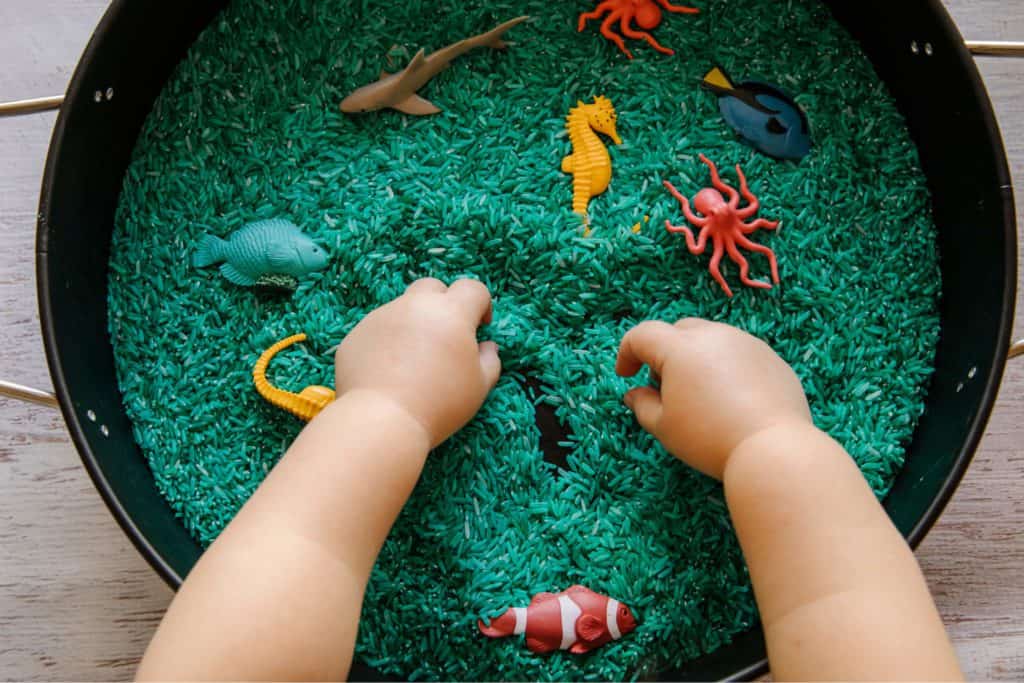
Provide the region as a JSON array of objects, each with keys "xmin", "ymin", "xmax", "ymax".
[
  {"xmin": 390, "ymin": 48, "xmax": 430, "ymax": 93},
  {"xmin": 398, "ymin": 48, "xmax": 428, "ymax": 79},
  {"xmin": 392, "ymin": 93, "xmax": 441, "ymax": 116}
]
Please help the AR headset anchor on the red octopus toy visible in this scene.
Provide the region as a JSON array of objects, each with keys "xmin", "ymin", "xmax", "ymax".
[
  {"xmin": 663, "ymin": 154, "xmax": 780, "ymax": 297},
  {"xmin": 578, "ymin": 0, "xmax": 699, "ymax": 59}
]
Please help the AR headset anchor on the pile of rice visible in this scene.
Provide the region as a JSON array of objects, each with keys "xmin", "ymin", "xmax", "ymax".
[{"xmin": 108, "ymin": 0, "xmax": 941, "ymax": 678}]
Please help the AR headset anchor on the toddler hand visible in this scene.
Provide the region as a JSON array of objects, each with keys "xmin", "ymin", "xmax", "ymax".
[
  {"xmin": 616, "ymin": 319, "xmax": 812, "ymax": 479},
  {"xmin": 335, "ymin": 278, "xmax": 501, "ymax": 448}
]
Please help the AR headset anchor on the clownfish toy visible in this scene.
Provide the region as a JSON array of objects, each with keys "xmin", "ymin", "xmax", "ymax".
[
  {"xmin": 477, "ymin": 585, "xmax": 638, "ymax": 654},
  {"xmin": 701, "ymin": 65, "xmax": 812, "ymax": 160}
]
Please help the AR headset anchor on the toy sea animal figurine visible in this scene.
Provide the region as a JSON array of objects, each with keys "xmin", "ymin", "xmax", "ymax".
[
  {"xmin": 562, "ymin": 96, "xmax": 621, "ymax": 233},
  {"xmin": 340, "ymin": 16, "xmax": 529, "ymax": 115},
  {"xmin": 194, "ymin": 219, "xmax": 329, "ymax": 291},
  {"xmin": 701, "ymin": 65, "xmax": 811, "ymax": 160},
  {"xmin": 478, "ymin": 586, "xmax": 637, "ymax": 654},
  {"xmin": 253, "ymin": 333, "xmax": 336, "ymax": 421},
  {"xmin": 578, "ymin": 0, "xmax": 698, "ymax": 59},
  {"xmin": 663, "ymin": 154, "xmax": 780, "ymax": 297}
]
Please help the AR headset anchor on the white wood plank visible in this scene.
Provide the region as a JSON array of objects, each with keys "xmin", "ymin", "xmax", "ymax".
[{"xmin": 0, "ymin": 0, "xmax": 1021, "ymax": 680}]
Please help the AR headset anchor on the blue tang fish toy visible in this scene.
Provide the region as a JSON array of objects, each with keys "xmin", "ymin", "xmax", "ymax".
[
  {"xmin": 701, "ymin": 65, "xmax": 811, "ymax": 160},
  {"xmin": 193, "ymin": 218, "xmax": 329, "ymax": 289}
]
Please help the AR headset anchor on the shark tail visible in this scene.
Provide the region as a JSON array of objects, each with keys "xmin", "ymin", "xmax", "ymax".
[{"xmin": 480, "ymin": 16, "xmax": 530, "ymax": 49}]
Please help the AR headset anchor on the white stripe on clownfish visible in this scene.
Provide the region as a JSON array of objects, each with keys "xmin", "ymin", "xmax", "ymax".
[
  {"xmin": 606, "ymin": 598, "xmax": 621, "ymax": 640},
  {"xmin": 513, "ymin": 607, "xmax": 527, "ymax": 635},
  {"xmin": 558, "ymin": 594, "xmax": 583, "ymax": 650}
]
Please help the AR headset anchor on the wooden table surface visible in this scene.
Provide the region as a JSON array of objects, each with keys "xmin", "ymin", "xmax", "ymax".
[{"xmin": 1, "ymin": 1, "xmax": 1021, "ymax": 680}]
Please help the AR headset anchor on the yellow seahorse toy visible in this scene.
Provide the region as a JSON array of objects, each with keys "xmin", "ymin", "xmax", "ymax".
[
  {"xmin": 253, "ymin": 333, "xmax": 336, "ymax": 421},
  {"xmin": 561, "ymin": 95, "xmax": 622, "ymax": 233}
]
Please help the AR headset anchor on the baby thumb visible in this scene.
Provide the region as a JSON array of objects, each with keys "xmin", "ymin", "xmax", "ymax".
[
  {"xmin": 624, "ymin": 386, "xmax": 663, "ymax": 434},
  {"xmin": 478, "ymin": 341, "xmax": 502, "ymax": 390}
]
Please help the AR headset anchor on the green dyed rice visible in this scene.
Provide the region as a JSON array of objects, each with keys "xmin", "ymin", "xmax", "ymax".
[{"xmin": 108, "ymin": 0, "xmax": 941, "ymax": 679}]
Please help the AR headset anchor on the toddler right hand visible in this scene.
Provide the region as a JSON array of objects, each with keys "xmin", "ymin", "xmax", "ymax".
[{"xmin": 615, "ymin": 319, "xmax": 813, "ymax": 479}]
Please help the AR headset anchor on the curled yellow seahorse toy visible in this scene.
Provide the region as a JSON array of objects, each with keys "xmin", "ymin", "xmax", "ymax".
[
  {"xmin": 561, "ymin": 95, "xmax": 622, "ymax": 234},
  {"xmin": 253, "ymin": 333, "xmax": 335, "ymax": 421}
]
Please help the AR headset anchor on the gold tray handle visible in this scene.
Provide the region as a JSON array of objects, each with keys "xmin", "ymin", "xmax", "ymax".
[{"xmin": 0, "ymin": 380, "xmax": 58, "ymax": 408}]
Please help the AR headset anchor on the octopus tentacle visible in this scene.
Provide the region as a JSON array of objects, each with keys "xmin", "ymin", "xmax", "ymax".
[
  {"xmin": 735, "ymin": 233, "xmax": 780, "ymax": 284},
  {"xmin": 665, "ymin": 220, "xmax": 708, "ymax": 254},
  {"xmin": 663, "ymin": 180, "xmax": 708, "ymax": 227},
  {"xmin": 692, "ymin": 225, "xmax": 710, "ymax": 253},
  {"xmin": 654, "ymin": 0, "xmax": 700, "ymax": 14},
  {"xmin": 735, "ymin": 164, "xmax": 760, "ymax": 218},
  {"xmin": 665, "ymin": 220, "xmax": 696, "ymax": 251},
  {"xmin": 725, "ymin": 241, "xmax": 772, "ymax": 289},
  {"xmin": 739, "ymin": 217, "xmax": 779, "ymax": 234},
  {"xmin": 699, "ymin": 154, "xmax": 739, "ymax": 208},
  {"xmin": 578, "ymin": 2, "xmax": 614, "ymax": 31},
  {"xmin": 707, "ymin": 239, "xmax": 732, "ymax": 297},
  {"xmin": 599, "ymin": 12, "xmax": 632, "ymax": 57},
  {"xmin": 619, "ymin": 19, "xmax": 674, "ymax": 55}
]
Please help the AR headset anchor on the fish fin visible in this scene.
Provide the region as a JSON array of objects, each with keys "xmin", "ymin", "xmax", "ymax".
[
  {"xmin": 717, "ymin": 87, "xmax": 778, "ymax": 117},
  {"xmin": 254, "ymin": 273, "xmax": 299, "ymax": 294},
  {"xmin": 477, "ymin": 611, "xmax": 515, "ymax": 638},
  {"xmin": 569, "ymin": 642, "xmax": 592, "ymax": 654},
  {"xmin": 576, "ymin": 614, "xmax": 606, "ymax": 642},
  {"xmin": 766, "ymin": 117, "xmax": 788, "ymax": 134},
  {"xmin": 219, "ymin": 263, "xmax": 257, "ymax": 286},
  {"xmin": 525, "ymin": 637, "xmax": 556, "ymax": 654},
  {"xmin": 388, "ymin": 48, "xmax": 429, "ymax": 97},
  {"xmin": 529, "ymin": 592, "xmax": 558, "ymax": 606},
  {"xmin": 397, "ymin": 48, "xmax": 427, "ymax": 80},
  {"xmin": 266, "ymin": 242, "xmax": 295, "ymax": 270},
  {"xmin": 565, "ymin": 585, "xmax": 590, "ymax": 594},
  {"xmin": 193, "ymin": 234, "xmax": 226, "ymax": 268},
  {"xmin": 702, "ymin": 65, "xmax": 735, "ymax": 92},
  {"xmin": 752, "ymin": 93, "xmax": 785, "ymax": 115},
  {"xmin": 379, "ymin": 69, "xmax": 392, "ymax": 79},
  {"xmin": 392, "ymin": 93, "xmax": 441, "ymax": 116}
]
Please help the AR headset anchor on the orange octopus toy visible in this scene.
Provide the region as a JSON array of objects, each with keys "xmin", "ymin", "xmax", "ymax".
[
  {"xmin": 578, "ymin": 0, "xmax": 698, "ymax": 59},
  {"xmin": 663, "ymin": 154, "xmax": 780, "ymax": 298}
]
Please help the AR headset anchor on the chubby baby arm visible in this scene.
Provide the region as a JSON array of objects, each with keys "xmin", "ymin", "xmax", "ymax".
[
  {"xmin": 137, "ymin": 278, "xmax": 501, "ymax": 681},
  {"xmin": 617, "ymin": 319, "xmax": 961, "ymax": 681}
]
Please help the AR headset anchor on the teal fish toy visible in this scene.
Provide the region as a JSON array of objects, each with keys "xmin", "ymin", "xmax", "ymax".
[{"xmin": 193, "ymin": 219, "xmax": 329, "ymax": 290}]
